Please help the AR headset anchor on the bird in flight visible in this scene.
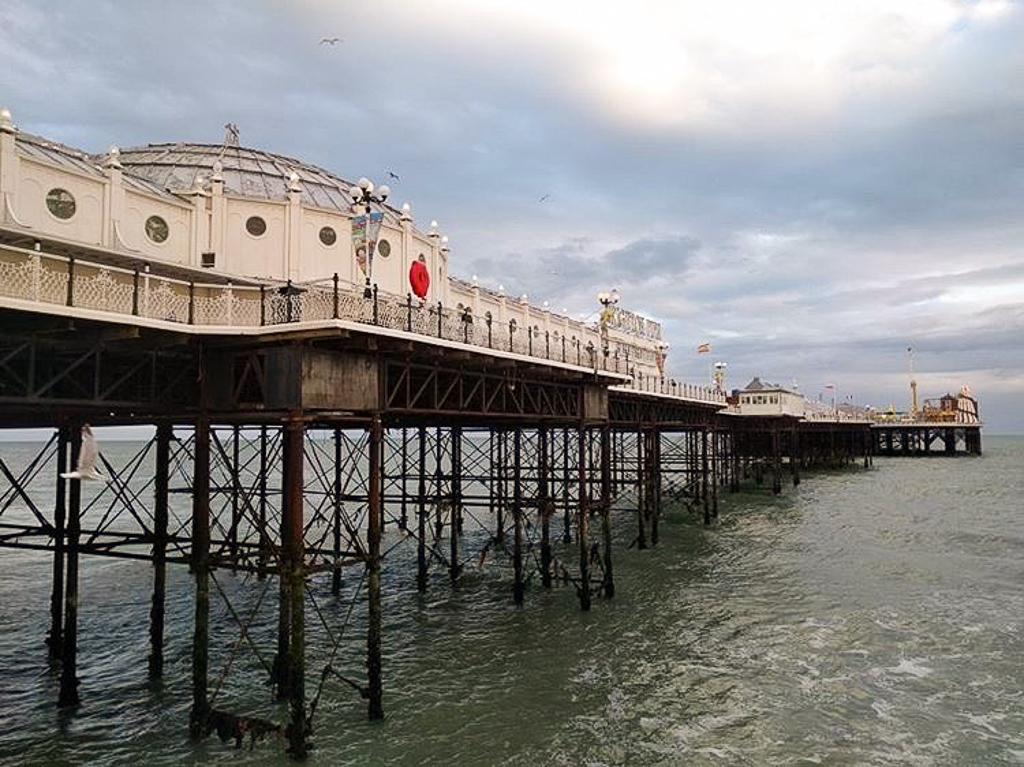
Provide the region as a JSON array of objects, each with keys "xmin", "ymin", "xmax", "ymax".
[
  {"xmin": 320, "ymin": 37, "xmax": 343, "ymax": 45},
  {"xmin": 538, "ymin": 194, "xmax": 550, "ymax": 202},
  {"xmin": 60, "ymin": 424, "xmax": 106, "ymax": 481},
  {"xmin": 386, "ymin": 170, "xmax": 400, "ymax": 181}
]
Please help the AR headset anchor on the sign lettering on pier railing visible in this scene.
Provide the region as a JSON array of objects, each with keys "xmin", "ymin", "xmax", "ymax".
[{"xmin": 606, "ymin": 306, "xmax": 662, "ymax": 341}]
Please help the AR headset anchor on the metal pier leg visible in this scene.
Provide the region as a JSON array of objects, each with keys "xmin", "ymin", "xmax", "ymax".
[
  {"xmin": 513, "ymin": 428, "xmax": 525, "ymax": 606},
  {"xmin": 149, "ymin": 422, "xmax": 171, "ymax": 680},
  {"xmin": 651, "ymin": 429, "xmax": 662, "ymax": 543},
  {"xmin": 712, "ymin": 430, "xmax": 720, "ymax": 514},
  {"xmin": 367, "ymin": 415, "xmax": 385, "ymax": 720},
  {"xmin": 258, "ymin": 425, "xmax": 269, "ymax": 579},
  {"xmin": 282, "ymin": 418, "xmax": 307, "ymax": 757},
  {"xmin": 58, "ymin": 425, "xmax": 82, "ymax": 708},
  {"xmin": 450, "ymin": 426, "xmax": 461, "ymax": 583},
  {"xmin": 539, "ymin": 425, "xmax": 552, "ymax": 589},
  {"xmin": 701, "ymin": 428, "xmax": 711, "ymax": 524},
  {"xmin": 601, "ymin": 423, "xmax": 614, "ymax": 598},
  {"xmin": 577, "ymin": 424, "xmax": 592, "ymax": 611},
  {"xmin": 400, "ymin": 427, "xmax": 409, "ymax": 530},
  {"xmin": 562, "ymin": 427, "xmax": 572, "ymax": 544},
  {"xmin": 332, "ymin": 427, "xmax": 343, "ymax": 596},
  {"xmin": 189, "ymin": 419, "xmax": 211, "ymax": 736},
  {"xmin": 636, "ymin": 426, "xmax": 647, "ymax": 548},
  {"xmin": 495, "ymin": 429, "xmax": 506, "ymax": 544},
  {"xmin": 792, "ymin": 428, "xmax": 802, "ymax": 486},
  {"xmin": 417, "ymin": 425, "xmax": 428, "ymax": 592},
  {"xmin": 772, "ymin": 428, "xmax": 782, "ymax": 495},
  {"xmin": 229, "ymin": 425, "xmax": 240, "ymax": 564},
  {"xmin": 47, "ymin": 426, "xmax": 67, "ymax": 661}
]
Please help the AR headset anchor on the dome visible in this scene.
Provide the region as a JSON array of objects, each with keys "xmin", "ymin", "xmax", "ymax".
[{"xmin": 110, "ymin": 142, "xmax": 368, "ymax": 214}]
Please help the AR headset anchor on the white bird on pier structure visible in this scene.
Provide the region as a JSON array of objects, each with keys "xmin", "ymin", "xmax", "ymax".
[{"xmin": 60, "ymin": 424, "xmax": 105, "ymax": 481}]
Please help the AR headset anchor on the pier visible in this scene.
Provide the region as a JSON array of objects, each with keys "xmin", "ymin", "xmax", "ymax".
[
  {"xmin": 0, "ymin": 240, "xmax": 879, "ymax": 756},
  {"xmin": 0, "ymin": 111, "xmax": 977, "ymax": 757}
]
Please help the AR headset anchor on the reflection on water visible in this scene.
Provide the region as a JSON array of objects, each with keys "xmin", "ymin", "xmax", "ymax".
[{"xmin": 1, "ymin": 437, "xmax": 1022, "ymax": 765}]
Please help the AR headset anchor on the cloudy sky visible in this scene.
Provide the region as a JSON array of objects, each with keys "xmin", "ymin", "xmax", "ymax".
[{"xmin": 2, "ymin": 0, "xmax": 1022, "ymax": 432}]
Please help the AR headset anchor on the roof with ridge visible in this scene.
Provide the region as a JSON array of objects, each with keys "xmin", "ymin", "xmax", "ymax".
[{"xmin": 112, "ymin": 142, "xmax": 370, "ymax": 214}]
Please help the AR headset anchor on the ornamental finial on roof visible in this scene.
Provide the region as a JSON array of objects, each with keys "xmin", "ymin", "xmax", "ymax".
[
  {"xmin": 211, "ymin": 160, "xmax": 223, "ymax": 183},
  {"xmin": 0, "ymin": 108, "xmax": 14, "ymax": 134},
  {"xmin": 223, "ymin": 122, "xmax": 240, "ymax": 147},
  {"xmin": 104, "ymin": 145, "xmax": 122, "ymax": 169},
  {"xmin": 288, "ymin": 171, "xmax": 301, "ymax": 192}
]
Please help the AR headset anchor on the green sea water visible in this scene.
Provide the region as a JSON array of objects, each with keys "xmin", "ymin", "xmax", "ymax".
[{"xmin": 0, "ymin": 436, "xmax": 1021, "ymax": 765}]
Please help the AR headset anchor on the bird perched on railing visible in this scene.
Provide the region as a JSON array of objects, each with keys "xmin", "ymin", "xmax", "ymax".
[{"xmin": 60, "ymin": 424, "xmax": 106, "ymax": 481}]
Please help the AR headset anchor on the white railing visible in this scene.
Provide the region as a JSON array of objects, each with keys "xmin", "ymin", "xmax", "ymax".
[{"xmin": 0, "ymin": 245, "xmax": 726, "ymax": 406}]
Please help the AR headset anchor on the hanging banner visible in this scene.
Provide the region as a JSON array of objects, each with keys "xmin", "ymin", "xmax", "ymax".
[{"xmin": 352, "ymin": 211, "xmax": 385, "ymax": 278}]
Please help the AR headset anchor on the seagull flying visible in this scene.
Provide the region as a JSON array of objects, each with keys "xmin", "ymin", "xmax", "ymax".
[
  {"xmin": 319, "ymin": 37, "xmax": 343, "ymax": 45},
  {"xmin": 61, "ymin": 424, "xmax": 105, "ymax": 481},
  {"xmin": 386, "ymin": 171, "xmax": 400, "ymax": 181},
  {"xmin": 538, "ymin": 194, "xmax": 550, "ymax": 202}
]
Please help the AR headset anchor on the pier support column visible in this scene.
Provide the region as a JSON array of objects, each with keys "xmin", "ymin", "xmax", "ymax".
[
  {"xmin": 189, "ymin": 419, "xmax": 211, "ymax": 736},
  {"xmin": 450, "ymin": 426, "xmax": 461, "ymax": 583},
  {"xmin": 701, "ymin": 428, "xmax": 711, "ymax": 524},
  {"xmin": 650, "ymin": 429, "xmax": 663, "ymax": 543},
  {"xmin": 282, "ymin": 417, "xmax": 307, "ymax": 757},
  {"xmin": 771, "ymin": 428, "xmax": 782, "ymax": 495},
  {"xmin": 417, "ymin": 425, "xmax": 428, "ymax": 592},
  {"xmin": 539, "ymin": 426, "xmax": 552, "ymax": 589},
  {"xmin": 332, "ymin": 428, "xmax": 343, "ymax": 596},
  {"xmin": 577, "ymin": 424, "xmax": 591, "ymax": 611},
  {"xmin": 58, "ymin": 425, "xmax": 82, "ymax": 708},
  {"xmin": 791, "ymin": 428, "xmax": 801, "ymax": 487},
  {"xmin": 258, "ymin": 426, "xmax": 269, "ymax": 578},
  {"xmin": 561, "ymin": 427, "xmax": 572, "ymax": 544},
  {"xmin": 601, "ymin": 423, "xmax": 614, "ymax": 598},
  {"xmin": 512, "ymin": 428, "xmax": 525, "ymax": 606},
  {"xmin": 493, "ymin": 429, "xmax": 506, "ymax": 545},
  {"xmin": 710, "ymin": 430, "xmax": 719, "ymax": 519},
  {"xmin": 148, "ymin": 422, "xmax": 171, "ymax": 680},
  {"xmin": 367, "ymin": 415, "xmax": 385, "ymax": 721},
  {"xmin": 47, "ymin": 426, "xmax": 68, "ymax": 661},
  {"xmin": 636, "ymin": 426, "xmax": 647, "ymax": 548}
]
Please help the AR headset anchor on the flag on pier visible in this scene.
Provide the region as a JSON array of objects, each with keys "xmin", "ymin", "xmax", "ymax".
[{"xmin": 697, "ymin": 342, "xmax": 711, "ymax": 354}]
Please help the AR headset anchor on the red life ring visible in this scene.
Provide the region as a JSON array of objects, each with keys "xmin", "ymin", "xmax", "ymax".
[{"xmin": 409, "ymin": 259, "xmax": 430, "ymax": 300}]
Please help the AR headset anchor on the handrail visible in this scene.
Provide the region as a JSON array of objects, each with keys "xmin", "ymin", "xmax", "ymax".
[{"xmin": 0, "ymin": 244, "xmax": 727, "ymax": 406}]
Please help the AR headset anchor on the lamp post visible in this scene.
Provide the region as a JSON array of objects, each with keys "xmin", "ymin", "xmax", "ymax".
[
  {"xmin": 597, "ymin": 289, "xmax": 620, "ymax": 360},
  {"xmin": 348, "ymin": 177, "xmax": 391, "ymax": 298}
]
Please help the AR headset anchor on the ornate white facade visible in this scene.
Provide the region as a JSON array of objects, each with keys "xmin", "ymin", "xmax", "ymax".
[{"xmin": 0, "ymin": 107, "xmax": 724, "ymax": 403}]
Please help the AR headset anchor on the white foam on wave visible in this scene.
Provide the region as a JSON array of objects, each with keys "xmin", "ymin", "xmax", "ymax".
[
  {"xmin": 964, "ymin": 712, "xmax": 1006, "ymax": 736},
  {"xmin": 889, "ymin": 658, "xmax": 933, "ymax": 678}
]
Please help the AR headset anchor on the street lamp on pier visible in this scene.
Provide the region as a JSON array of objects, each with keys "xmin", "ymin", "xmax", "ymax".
[
  {"xmin": 348, "ymin": 177, "xmax": 391, "ymax": 298},
  {"xmin": 597, "ymin": 289, "xmax": 620, "ymax": 358}
]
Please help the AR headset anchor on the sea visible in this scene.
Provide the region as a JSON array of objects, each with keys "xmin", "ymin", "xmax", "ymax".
[{"xmin": 0, "ymin": 435, "xmax": 1021, "ymax": 766}]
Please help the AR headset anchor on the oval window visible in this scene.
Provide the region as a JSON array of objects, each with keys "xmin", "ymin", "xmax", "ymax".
[
  {"xmin": 246, "ymin": 216, "xmax": 267, "ymax": 237},
  {"xmin": 46, "ymin": 188, "xmax": 76, "ymax": 220},
  {"xmin": 377, "ymin": 239, "xmax": 391, "ymax": 258},
  {"xmin": 145, "ymin": 215, "xmax": 169, "ymax": 243},
  {"xmin": 319, "ymin": 226, "xmax": 337, "ymax": 246}
]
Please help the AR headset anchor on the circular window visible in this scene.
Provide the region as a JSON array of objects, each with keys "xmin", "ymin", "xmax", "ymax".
[
  {"xmin": 319, "ymin": 226, "xmax": 337, "ymax": 246},
  {"xmin": 377, "ymin": 239, "xmax": 391, "ymax": 258},
  {"xmin": 246, "ymin": 216, "xmax": 267, "ymax": 237},
  {"xmin": 46, "ymin": 188, "xmax": 76, "ymax": 220},
  {"xmin": 145, "ymin": 215, "xmax": 169, "ymax": 243}
]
